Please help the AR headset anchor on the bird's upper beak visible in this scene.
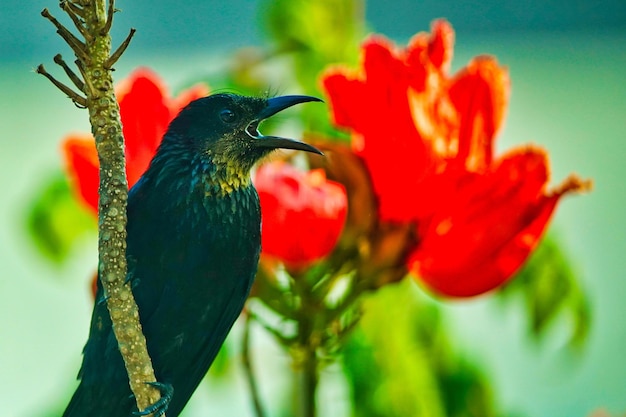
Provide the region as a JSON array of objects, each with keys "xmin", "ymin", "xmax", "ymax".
[{"xmin": 247, "ymin": 95, "xmax": 324, "ymax": 155}]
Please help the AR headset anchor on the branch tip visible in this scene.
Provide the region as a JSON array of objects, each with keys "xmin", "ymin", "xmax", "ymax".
[
  {"xmin": 54, "ymin": 54, "xmax": 86, "ymax": 93},
  {"xmin": 36, "ymin": 63, "xmax": 87, "ymax": 108},
  {"xmin": 41, "ymin": 6, "xmax": 89, "ymax": 63},
  {"xmin": 105, "ymin": 28, "xmax": 136, "ymax": 68},
  {"xmin": 60, "ymin": 1, "xmax": 86, "ymax": 18},
  {"xmin": 62, "ymin": 2, "xmax": 91, "ymax": 41},
  {"xmin": 101, "ymin": 0, "xmax": 115, "ymax": 34}
]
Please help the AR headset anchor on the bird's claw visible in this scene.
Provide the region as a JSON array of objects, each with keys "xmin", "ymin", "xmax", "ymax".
[
  {"xmin": 124, "ymin": 271, "xmax": 140, "ymax": 289},
  {"xmin": 132, "ymin": 381, "xmax": 173, "ymax": 417},
  {"xmin": 96, "ymin": 293, "xmax": 110, "ymax": 305},
  {"xmin": 125, "ymin": 257, "xmax": 140, "ymax": 288}
]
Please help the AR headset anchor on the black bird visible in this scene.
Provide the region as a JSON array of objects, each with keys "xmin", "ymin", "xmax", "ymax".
[{"xmin": 63, "ymin": 93, "xmax": 322, "ymax": 416}]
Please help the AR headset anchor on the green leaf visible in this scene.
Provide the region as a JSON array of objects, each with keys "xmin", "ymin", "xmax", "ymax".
[
  {"xmin": 261, "ymin": 0, "xmax": 364, "ymax": 70},
  {"xmin": 25, "ymin": 172, "xmax": 96, "ymax": 263},
  {"xmin": 342, "ymin": 330, "xmax": 387, "ymax": 417},
  {"xmin": 254, "ymin": 264, "xmax": 301, "ymax": 321},
  {"xmin": 499, "ymin": 233, "xmax": 590, "ymax": 348},
  {"xmin": 206, "ymin": 339, "xmax": 232, "ymax": 379},
  {"xmin": 343, "ymin": 279, "xmax": 501, "ymax": 417}
]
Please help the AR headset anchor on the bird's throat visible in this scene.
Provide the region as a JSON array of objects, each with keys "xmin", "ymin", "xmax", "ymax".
[{"xmin": 206, "ymin": 156, "xmax": 252, "ymax": 197}]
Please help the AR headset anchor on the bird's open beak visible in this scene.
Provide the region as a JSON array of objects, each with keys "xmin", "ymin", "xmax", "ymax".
[{"xmin": 247, "ymin": 95, "xmax": 324, "ymax": 155}]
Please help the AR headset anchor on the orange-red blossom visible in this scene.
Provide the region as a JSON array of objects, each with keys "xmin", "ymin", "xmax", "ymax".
[{"xmin": 322, "ymin": 20, "xmax": 590, "ymax": 297}]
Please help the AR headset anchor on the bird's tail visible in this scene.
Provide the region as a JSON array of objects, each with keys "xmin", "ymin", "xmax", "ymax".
[
  {"xmin": 61, "ymin": 383, "xmax": 87, "ymax": 417},
  {"xmin": 62, "ymin": 381, "xmax": 134, "ymax": 417}
]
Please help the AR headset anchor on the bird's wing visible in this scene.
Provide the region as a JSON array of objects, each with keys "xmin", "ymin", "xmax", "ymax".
[
  {"xmin": 124, "ymin": 174, "xmax": 262, "ymax": 415},
  {"xmin": 146, "ymin": 271, "xmax": 254, "ymax": 417}
]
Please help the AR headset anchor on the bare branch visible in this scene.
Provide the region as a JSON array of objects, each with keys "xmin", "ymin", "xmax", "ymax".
[
  {"xmin": 60, "ymin": 1, "xmax": 92, "ymax": 42},
  {"xmin": 36, "ymin": 64, "xmax": 87, "ymax": 107},
  {"xmin": 41, "ymin": 8, "xmax": 90, "ymax": 63},
  {"xmin": 74, "ymin": 59, "xmax": 97, "ymax": 97},
  {"xmin": 54, "ymin": 54, "xmax": 85, "ymax": 92},
  {"xmin": 100, "ymin": 0, "xmax": 115, "ymax": 35},
  {"xmin": 105, "ymin": 28, "xmax": 135, "ymax": 69},
  {"xmin": 59, "ymin": 0, "xmax": 86, "ymax": 18},
  {"xmin": 40, "ymin": 1, "xmax": 160, "ymax": 413}
]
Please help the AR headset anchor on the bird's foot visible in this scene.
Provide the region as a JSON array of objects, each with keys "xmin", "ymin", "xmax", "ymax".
[
  {"xmin": 132, "ymin": 382, "xmax": 173, "ymax": 417},
  {"xmin": 124, "ymin": 256, "xmax": 141, "ymax": 289},
  {"xmin": 96, "ymin": 293, "xmax": 109, "ymax": 305}
]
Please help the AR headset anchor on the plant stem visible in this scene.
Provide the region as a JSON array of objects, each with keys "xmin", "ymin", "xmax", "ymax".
[
  {"xmin": 296, "ymin": 297, "xmax": 318, "ymax": 417},
  {"xmin": 39, "ymin": 1, "xmax": 161, "ymax": 414},
  {"xmin": 242, "ymin": 312, "xmax": 266, "ymax": 417},
  {"xmin": 300, "ymin": 345, "xmax": 318, "ymax": 417}
]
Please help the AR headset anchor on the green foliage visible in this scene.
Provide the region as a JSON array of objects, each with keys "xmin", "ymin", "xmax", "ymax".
[
  {"xmin": 343, "ymin": 280, "xmax": 500, "ymax": 417},
  {"xmin": 206, "ymin": 340, "xmax": 233, "ymax": 378},
  {"xmin": 499, "ymin": 234, "xmax": 590, "ymax": 348},
  {"xmin": 25, "ymin": 173, "xmax": 95, "ymax": 263},
  {"xmin": 260, "ymin": 0, "xmax": 363, "ymax": 90},
  {"xmin": 260, "ymin": 0, "xmax": 364, "ymax": 138}
]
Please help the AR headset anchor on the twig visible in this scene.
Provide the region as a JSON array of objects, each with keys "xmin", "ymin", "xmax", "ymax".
[
  {"xmin": 106, "ymin": 28, "xmax": 136, "ymax": 69},
  {"xmin": 41, "ymin": 8, "xmax": 90, "ymax": 63},
  {"xmin": 60, "ymin": 1, "xmax": 85, "ymax": 17},
  {"xmin": 60, "ymin": 2, "xmax": 91, "ymax": 41},
  {"xmin": 53, "ymin": 54, "xmax": 85, "ymax": 92},
  {"xmin": 242, "ymin": 312, "xmax": 267, "ymax": 417},
  {"xmin": 100, "ymin": 0, "xmax": 115, "ymax": 35},
  {"xmin": 36, "ymin": 64, "xmax": 86, "ymax": 107}
]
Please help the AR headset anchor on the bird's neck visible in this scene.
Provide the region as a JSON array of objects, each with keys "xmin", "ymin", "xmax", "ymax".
[
  {"xmin": 202, "ymin": 153, "xmax": 252, "ymax": 197},
  {"xmin": 145, "ymin": 143, "xmax": 253, "ymax": 199}
]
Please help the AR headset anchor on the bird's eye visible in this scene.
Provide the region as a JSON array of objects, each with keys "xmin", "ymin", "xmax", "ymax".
[{"xmin": 219, "ymin": 108, "xmax": 237, "ymax": 123}]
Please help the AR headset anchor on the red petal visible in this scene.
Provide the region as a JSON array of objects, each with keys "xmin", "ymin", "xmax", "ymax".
[
  {"xmin": 117, "ymin": 68, "xmax": 172, "ymax": 187},
  {"xmin": 169, "ymin": 83, "xmax": 210, "ymax": 117},
  {"xmin": 322, "ymin": 71, "xmax": 366, "ymax": 132},
  {"xmin": 62, "ymin": 135, "xmax": 99, "ymax": 213},
  {"xmin": 256, "ymin": 163, "xmax": 347, "ymax": 266},
  {"xmin": 448, "ymin": 57, "xmax": 510, "ymax": 172},
  {"xmin": 404, "ymin": 19, "xmax": 453, "ymax": 93},
  {"xmin": 414, "ymin": 196, "xmax": 556, "ymax": 297},
  {"xmin": 427, "ymin": 19, "xmax": 455, "ymax": 72},
  {"xmin": 409, "ymin": 147, "xmax": 586, "ymax": 297},
  {"xmin": 322, "ymin": 36, "xmax": 437, "ymax": 223}
]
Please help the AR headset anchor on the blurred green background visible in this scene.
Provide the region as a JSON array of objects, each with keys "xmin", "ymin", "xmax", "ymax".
[{"xmin": 1, "ymin": 1, "xmax": 625, "ymax": 416}]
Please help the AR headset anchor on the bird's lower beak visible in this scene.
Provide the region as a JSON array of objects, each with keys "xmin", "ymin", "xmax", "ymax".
[
  {"xmin": 254, "ymin": 136, "xmax": 323, "ymax": 155},
  {"xmin": 250, "ymin": 95, "xmax": 324, "ymax": 155}
]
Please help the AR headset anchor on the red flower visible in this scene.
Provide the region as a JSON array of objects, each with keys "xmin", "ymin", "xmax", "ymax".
[
  {"xmin": 322, "ymin": 20, "xmax": 590, "ymax": 297},
  {"xmin": 255, "ymin": 162, "xmax": 348, "ymax": 266},
  {"xmin": 62, "ymin": 68, "xmax": 209, "ymax": 212}
]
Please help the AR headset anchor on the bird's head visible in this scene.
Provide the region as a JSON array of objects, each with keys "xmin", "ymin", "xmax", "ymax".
[{"xmin": 162, "ymin": 93, "xmax": 322, "ymax": 193}]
